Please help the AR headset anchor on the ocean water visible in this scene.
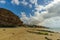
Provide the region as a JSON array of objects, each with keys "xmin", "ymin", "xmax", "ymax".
[{"xmin": 48, "ymin": 27, "xmax": 60, "ymax": 33}]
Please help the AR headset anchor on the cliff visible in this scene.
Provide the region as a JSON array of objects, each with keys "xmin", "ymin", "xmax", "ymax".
[{"xmin": 0, "ymin": 8, "xmax": 23, "ymax": 27}]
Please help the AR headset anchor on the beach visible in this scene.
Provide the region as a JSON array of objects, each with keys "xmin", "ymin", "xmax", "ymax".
[{"xmin": 0, "ymin": 27, "xmax": 59, "ymax": 40}]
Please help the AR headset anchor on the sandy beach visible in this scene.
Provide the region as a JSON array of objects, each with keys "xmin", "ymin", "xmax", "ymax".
[{"xmin": 0, "ymin": 27, "xmax": 59, "ymax": 40}]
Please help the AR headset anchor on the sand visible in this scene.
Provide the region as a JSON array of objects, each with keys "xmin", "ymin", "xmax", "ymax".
[{"xmin": 0, "ymin": 27, "xmax": 59, "ymax": 40}]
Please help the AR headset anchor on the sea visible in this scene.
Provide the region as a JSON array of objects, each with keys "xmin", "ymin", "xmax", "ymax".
[{"xmin": 48, "ymin": 27, "xmax": 60, "ymax": 33}]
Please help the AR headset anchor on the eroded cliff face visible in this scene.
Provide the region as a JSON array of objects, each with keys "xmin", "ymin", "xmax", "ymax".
[{"xmin": 0, "ymin": 8, "xmax": 23, "ymax": 27}]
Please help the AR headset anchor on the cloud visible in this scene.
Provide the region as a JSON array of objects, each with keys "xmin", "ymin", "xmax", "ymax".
[
  {"xmin": 11, "ymin": 0, "xmax": 33, "ymax": 8},
  {"xmin": 30, "ymin": 0, "xmax": 37, "ymax": 4},
  {"xmin": 20, "ymin": 0, "xmax": 47, "ymax": 25},
  {"xmin": 11, "ymin": 0, "xmax": 29, "ymax": 6},
  {"xmin": 0, "ymin": 0, "xmax": 6, "ymax": 4},
  {"xmin": 39, "ymin": 16, "xmax": 60, "ymax": 28},
  {"xmin": 21, "ymin": 10, "xmax": 47, "ymax": 25},
  {"xmin": 21, "ymin": 0, "xmax": 28, "ymax": 6},
  {"xmin": 38, "ymin": 0, "xmax": 60, "ymax": 27},
  {"xmin": 29, "ymin": 4, "xmax": 32, "ymax": 8},
  {"xmin": 43, "ymin": 0, "xmax": 60, "ymax": 18},
  {"xmin": 11, "ymin": 0, "xmax": 20, "ymax": 5},
  {"xmin": 35, "ymin": 5, "xmax": 44, "ymax": 11},
  {"xmin": 21, "ymin": 0, "xmax": 48, "ymax": 25},
  {"xmin": 30, "ymin": 0, "xmax": 38, "ymax": 6},
  {"xmin": 21, "ymin": 0, "xmax": 60, "ymax": 28}
]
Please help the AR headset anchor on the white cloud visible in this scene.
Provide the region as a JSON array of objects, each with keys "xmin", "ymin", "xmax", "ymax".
[
  {"xmin": 44, "ymin": 0, "xmax": 60, "ymax": 18},
  {"xmin": 21, "ymin": 0, "xmax": 28, "ymax": 6},
  {"xmin": 21, "ymin": 0, "xmax": 47, "ymax": 25},
  {"xmin": 21, "ymin": 12, "xmax": 30, "ymax": 24},
  {"xmin": 39, "ymin": 16, "xmax": 60, "ymax": 28},
  {"xmin": 29, "ymin": 4, "xmax": 32, "ymax": 8},
  {"xmin": 30, "ymin": 0, "xmax": 38, "ymax": 6},
  {"xmin": 38, "ymin": 0, "xmax": 60, "ymax": 27},
  {"xmin": 21, "ymin": 11, "xmax": 47, "ymax": 25},
  {"xmin": 30, "ymin": 0, "xmax": 37, "ymax": 4},
  {"xmin": 21, "ymin": 0, "xmax": 60, "ymax": 28},
  {"xmin": 35, "ymin": 5, "xmax": 44, "ymax": 12},
  {"xmin": 11, "ymin": 0, "xmax": 20, "ymax": 5},
  {"xmin": 0, "ymin": 0, "xmax": 6, "ymax": 4},
  {"xmin": 11, "ymin": 0, "xmax": 29, "ymax": 6}
]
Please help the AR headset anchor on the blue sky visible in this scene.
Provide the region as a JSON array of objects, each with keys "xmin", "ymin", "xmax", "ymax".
[{"xmin": 0, "ymin": 0, "xmax": 53, "ymax": 17}]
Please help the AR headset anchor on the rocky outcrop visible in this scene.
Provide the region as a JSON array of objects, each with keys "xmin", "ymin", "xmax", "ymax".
[{"xmin": 0, "ymin": 8, "xmax": 23, "ymax": 27}]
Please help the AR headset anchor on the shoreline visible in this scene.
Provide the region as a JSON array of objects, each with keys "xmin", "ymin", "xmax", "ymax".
[{"xmin": 47, "ymin": 28, "xmax": 60, "ymax": 33}]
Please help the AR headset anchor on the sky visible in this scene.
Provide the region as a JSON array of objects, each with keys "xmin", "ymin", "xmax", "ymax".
[{"xmin": 0, "ymin": 0, "xmax": 60, "ymax": 28}]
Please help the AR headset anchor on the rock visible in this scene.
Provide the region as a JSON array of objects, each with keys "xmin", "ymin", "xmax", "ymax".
[
  {"xmin": 45, "ymin": 37, "xmax": 52, "ymax": 40},
  {"xmin": 0, "ymin": 8, "xmax": 23, "ymax": 27},
  {"xmin": 57, "ymin": 39, "xmax": 60, "ymax": 40}
]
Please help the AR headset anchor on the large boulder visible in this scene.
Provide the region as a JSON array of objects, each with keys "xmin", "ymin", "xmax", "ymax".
[{"xmin": 0, "ymin": 8, "xmax": 23, "ymax": 27}]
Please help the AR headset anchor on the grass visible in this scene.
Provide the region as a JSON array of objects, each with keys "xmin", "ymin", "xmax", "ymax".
[
  {"xmin": 27, "ymin": 30, "xmax": 49, "ymax": 35},
  {"xmin": 45, "ymin": 37, "xmax": 52, "ymax": 40},
  {"xmin": 36, "ymin": 30, "xmax": 54, "ymax": 33}
]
